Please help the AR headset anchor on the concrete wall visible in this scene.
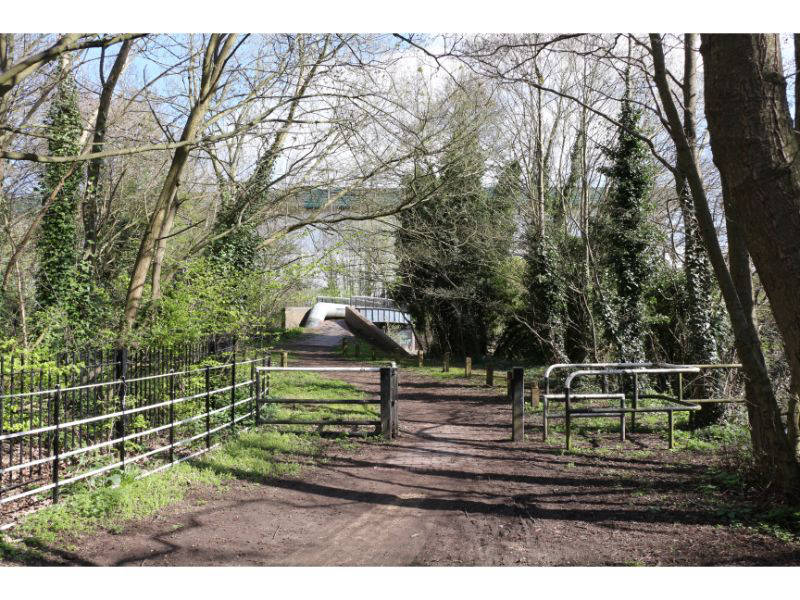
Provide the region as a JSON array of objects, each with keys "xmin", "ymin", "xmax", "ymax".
[
  {"xmin": 344, "ymin": 307, "xmax": 413, "ymax": 357},
  {"xmin": 283, "ymin": 307, "xmax": 310, "ymax": 329}
]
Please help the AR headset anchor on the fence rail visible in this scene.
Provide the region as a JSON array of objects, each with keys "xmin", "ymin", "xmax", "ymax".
[
  {"xmin": 255, "ymin": 365, "xmax": 398, "ymax": 438},
  {"xmin": 0, "ymin": 351, "xmax": 270, "ymax": 515},
  {"xmin": 507, "ymin": 362, "xmax": 744, "ymax": 449}
]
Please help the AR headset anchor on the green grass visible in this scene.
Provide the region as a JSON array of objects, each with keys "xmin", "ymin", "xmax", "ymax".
[
  {"xmin": 264, "ymin": 370, "xmax": 379, "ymax": 425},
  {"xmin": 0, "ymin": 371, "xmax": 373, "ymax": 565}
]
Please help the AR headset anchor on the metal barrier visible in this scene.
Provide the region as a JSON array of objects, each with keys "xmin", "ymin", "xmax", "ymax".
[
  {"xmin": 563, "ymin": 367, "xmax": 703, "ymax": 450},
  {"xmin": 255, "ymin": 365, "xmax": 398, "ymax": 439},
  {"xmin": 539, "ymin": 362, "xmax": 743, "ymax": 441},
  {"xmin": 0, "ymin": 355, "xmax": 269, "ymax": 512}
]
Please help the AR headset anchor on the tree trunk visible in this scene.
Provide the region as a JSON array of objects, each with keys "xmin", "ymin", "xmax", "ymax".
[
  {"xmin": 676, "ymin": 34, "xmax": 721, "ymax": 428},
  {"xmin": 649, "ymin": 33, "xmax": 799, "ymax": 494},
  {"xmin": 84, "ymin": 39, "xmax": 133, "ymax": 269},
  {"xmin": 121, "ymin": 34, "xmax": 239, "ymax": 336},
  {"xmin": 702, "ymin": 33, "xmax": 800, "ymax": 471}
]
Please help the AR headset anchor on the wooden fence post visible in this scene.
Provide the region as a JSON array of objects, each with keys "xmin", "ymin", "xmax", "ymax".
[
  {"xmin": 442, "ymin": 352, "xmax": 450, "ymax": 373},
  {"xmin": 380, "ymin": 367, "xmax": 393, "ymax": 439},
  {"xmin": 486, "ymin": 362, "xmax": 494, "ymax": 386},
  {"xmin": 417, "ymin": 350, "xmax": 424, "ymax": 367},
  {"xmin": 281, "ymin": 351, "xmax": 288, "ymax": 368},
  {"xmin": 512, "ymin": 367, "xmax": 524, "ymax": 442},
  {"xmin": 465, "ymin": 357, "xmax": 472, "ymax": 377},
  {"xmin": 390, "ymin": 365, "xmax": 399, "ymax": 437}
]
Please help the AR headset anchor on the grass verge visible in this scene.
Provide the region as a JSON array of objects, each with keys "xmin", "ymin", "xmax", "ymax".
[{"xmin": 0, "ymin": 372, "xmax": 372, "ymax": 565}]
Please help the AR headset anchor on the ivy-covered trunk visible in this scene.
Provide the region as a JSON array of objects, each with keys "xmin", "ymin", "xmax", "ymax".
[{"xmin": 36, "ymin": 71, "xmax": 82, "ymax": 312}]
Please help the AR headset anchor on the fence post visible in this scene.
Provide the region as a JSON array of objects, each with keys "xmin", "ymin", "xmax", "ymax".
[
  {"xmin": 417, "ymin": 350, "xmax": 424, "ymax": 367},
  {"xmin": 565, "ymin": 384, "xmax": 572, "ymax": 451},
  {"xmin": 169, "ymin": 371, "xmax": 175, "ymax": 464},
  {"xmin": 391, "ymin": 365, "xmax": 399, "ymax": 437},
  {"xmin": 465, "ymin": 357, "xmax": 472, "ymax": 377},
  {"xmin": 52, "ymin": 386, "xmax": 61, "ymax": 504},
  {"xmin": 255, "ymin": 365, "xmax": 261, "ymax": 426},
  {"xmin": 250, "ymin": 362, "xmax": 256, "ymax": 425},
  {"xmin": 205, "ymin": 365, "xmax": 211, "ymax": 450},
  {"xmin": 442, "ymin": 352, "xmax": 450, "ymax": 373},
  {"xmin": 512, "ymin": 367, "xmax": 524, "ymax": 442},
  {"xmin": 632, "ymin": 372, "xmax": 639, "ymax": 433},
  {"xmin": 115, "ymin": 347, "xmax": 128, "ymax": 469},
  {"xmin": 668, "ymin": 409, "xmax": 674, "ymax": 449},
  {"xmin": 230, "ymin": 352, "xmax": 237, "ymax": 432},
  {"xmin": 281, "ymin": 351, "xmax": 288, "ymax": 368},
  {"xmin": 486, "ymin": 361, "xmax": 494, "ymax": 386},
  {"xmin": 380, "ymin": 367, "xmax": 393, "ymax": 440},
  {"xmin": 531, "ymin": 385, "xmax": 540, "ymax": 410}
]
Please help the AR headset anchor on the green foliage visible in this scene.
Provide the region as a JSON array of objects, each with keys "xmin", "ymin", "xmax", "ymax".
[
  {"xmin": 395, "ymin": 97, "xmax": 517, "ymax": 357},
  {"xmin": 33, "ymin": 72, "xmax": 111, "ymax": 350},
  {"xmin": 595, "ymin": 98, "xmax": 656, "ymax": 362}
]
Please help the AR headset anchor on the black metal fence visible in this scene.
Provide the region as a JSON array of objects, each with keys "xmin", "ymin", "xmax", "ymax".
[{"xmin": 0, "ymin": 345, "xmax": 271, "ymax": 518}]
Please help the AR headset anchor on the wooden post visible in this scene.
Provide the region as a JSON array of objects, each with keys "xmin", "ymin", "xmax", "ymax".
[
  {"xmin": 542, "ymin": 393, "xmax": 549, "ymax": 442},
  {"xmin": 465, "ymin": 357, "xmax": 472, "ymax": 377},
  {"xmin": 380, "ymin": 367, "xmax": 393, "ymax": 439},
  {"xmin": 565, "ymin": 385, "xmax": 572, "ymax": 451},
  {"xmin": 531, "ymin": 385, "xmax": 540, "ymax": 410},
  {"xmin": 281, "ymin": 351, "xmax": 288, "ymax": 367},
  {"xmin": 417, "ymin": 350, "xmax": 424, "ymax": 367},
  {"xmin": 668, "ymin": 410, "xmax": 674, "ymax": 449},
  {"xmin": 486, "ymin": 362, "xmax": 494, "ymax": 386},
  {"xmin": 511, "ymin": 367, "xmax": 524, "ymax": 441},
  {"xmin": 391, "ymin": 366, "xmax": 399, "ymax": 437},
  {"xmin": 442, "ymin": 352, "xmax": 450, "ymax": 372}
]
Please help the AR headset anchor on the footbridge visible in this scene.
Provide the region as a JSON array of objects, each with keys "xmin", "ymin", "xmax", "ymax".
[{"xmin": 283, "ymin": 296, "xmax": 416, "ymax": 356}]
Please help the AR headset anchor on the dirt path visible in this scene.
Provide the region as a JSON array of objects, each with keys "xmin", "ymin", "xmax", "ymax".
[{"xmin": 53, "ymin": 325, "xmax": 800, "ymax": 565}]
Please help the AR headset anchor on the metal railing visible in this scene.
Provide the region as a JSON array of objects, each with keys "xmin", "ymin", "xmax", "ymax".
[
  {"xmin": 0, "ymin": 354, "xmax": 269, "ymax": 515},
  {"xmin": 255, "ymin": 365, "xmax": 398, "ymax": 439},
  {"xmin": 562, "ymin": 367, "xmax": 703, "ymax": 450}
]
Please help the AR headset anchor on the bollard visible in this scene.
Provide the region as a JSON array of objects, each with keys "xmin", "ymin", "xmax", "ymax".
[
  {"xmin": 511, "ymin": 367, "xmax": 524, "ymax": 441},
  {"xmin": 465, "ymin": 357, "xmax": 472, "ymax": 377},
  {"xmin": 486, "ymin": 363, "xmax": 494, "ymax": 386},
  {"xmin": 380, "ymin": 367, "xmax": 394, "ymax": 440},
  {"xmin": 281, "ymin": 351, "xmax": 288, "ymax": 367},
  {"xmin": 442, "ymin": 352, "xmax": 450, "ymax": 373},
  {"xmin": 417, "ymin": 350, "xmax": 424, "ymax": 367}
]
